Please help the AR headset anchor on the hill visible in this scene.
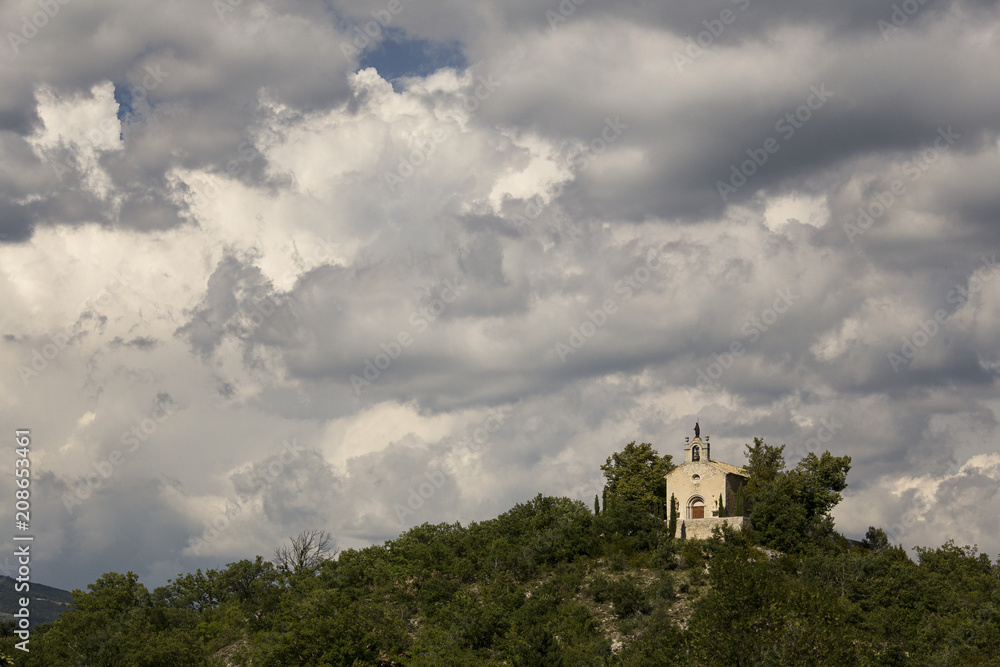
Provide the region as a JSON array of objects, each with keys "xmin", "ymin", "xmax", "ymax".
[
  {"xmin": 2, "ymin": 493, "xmax": 998, "ymax": 665},
  {"xmin": 2, "ymin": 440, "xmax": 998, "ymax": 665},
  {"xmin": 0, "ymin": 576, "xmax": 72, "ymax": 627}
]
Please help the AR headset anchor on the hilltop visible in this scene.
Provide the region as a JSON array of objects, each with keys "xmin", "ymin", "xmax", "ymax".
[{"xmin": 3, "ymin": 440, "xmax": 998, "ymax": 665}]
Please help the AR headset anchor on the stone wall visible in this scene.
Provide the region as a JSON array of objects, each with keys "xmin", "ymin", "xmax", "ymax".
[{"xmin": 677, "ymin": 516, "xmax": 750, "ymax": 541}]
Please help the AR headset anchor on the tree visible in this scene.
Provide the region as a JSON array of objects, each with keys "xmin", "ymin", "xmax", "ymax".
[
  {"xmin": 741, "ymin": 439, "xmax": 852, "ymax": 553},
  {"xmin": 718, "ymin": 493, "xmax": 726, "ymax": 518},
  {"xmin": 733, "ymin": 484, "xmax": 746, "ymax": 517},
  {"xmin": 601, "ymin": 442, "xmax": 674, "ymax": 511},
  {"xmin": 668, "ymin": 494, "xmax": 678, "ymax": 540},
  {"xmin": 862, "ymin": 526, "xmax": 891, "ymax": 552},
  {"xmin": 514, "ymin": 625, "xmax": 564, "ymax": 667},
  {"xmin": 741, "ymin": 438, "xmax": 787, "ymax": 514},
  {"xmin": 594, "ymin": 494, "xmax": 600, "ymax": 516},
  {"xmin": 273, "ymin": 529, "xmax": 337, "ymax": 574}
]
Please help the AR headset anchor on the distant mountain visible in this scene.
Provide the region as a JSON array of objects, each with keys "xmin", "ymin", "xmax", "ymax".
[{"xmin": 0, "ymin": 576, "xmax": 73, "ymax": 626}]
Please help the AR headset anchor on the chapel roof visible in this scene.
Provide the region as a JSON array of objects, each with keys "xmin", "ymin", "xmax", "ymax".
[{"xmin": 667, "ymin": 458, "xmax": 749, "ymax": 477}]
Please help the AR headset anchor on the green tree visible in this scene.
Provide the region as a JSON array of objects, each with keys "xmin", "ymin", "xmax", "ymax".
[
  {"xmin": 601, "ymin": 442, "xmax": 674, "ymax": 512},
  {"xmin": 718, "ymin": 493, "xmax": 726, "ymax": 518},
  {"xmin": 741, "ymin": 439, "xmax": 851, "ymax": 553},
  {"xmin": 668, "ymin": 493, "xmax": 678, "ymax": 540},
  {"xmin": 30, "ymin": 572, "xmax": 209, "ymax": 665},
  {"xmin": 594, "ymin": 493, "xmax": 600, "ymax": 516},
  {"xmin": 862, "ymin": 526, "xmax": 891, "ymax": 552},
  {"xmin": 741, "ymin": 437, "xmax": 787, "ymax": 513},
  {"xmin": 513, "ymin": 625, "xmax": 565, "ymax": 667}
]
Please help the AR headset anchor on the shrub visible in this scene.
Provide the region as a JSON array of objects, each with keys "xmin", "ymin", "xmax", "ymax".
[
  {"xmin": 654, "ymin": 574, "xmax": 675, "ymax": 601},
  {"xmin": 609, "ymin": 577, "xmax": 650, "ymax": 618},
  {"xmin": 610, "ymin": 551, "xmax": 628, "ymax": 572},
  {"xmin": 650, "ymin": 541, "xmax": 678, "ymax": 570},
  {"xmin": 589, "ymin": 574, "xmax": 612, "ymax": 604},
  {"xmin": 681, "ymin": 541, "xmax": 706, "ymax": 570}
]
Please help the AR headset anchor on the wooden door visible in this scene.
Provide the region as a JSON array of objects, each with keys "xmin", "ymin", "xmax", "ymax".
[{"xmin": 692, "ymin": 506, "xmax": 704, "ymax": 519}]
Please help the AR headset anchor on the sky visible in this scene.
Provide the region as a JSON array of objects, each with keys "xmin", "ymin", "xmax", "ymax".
[{"xmin": 0, "ymin": 0, "xmax": 998, "ymax": 592}]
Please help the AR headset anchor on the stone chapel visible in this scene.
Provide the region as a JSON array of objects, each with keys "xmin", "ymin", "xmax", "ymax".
[{"xmin": 664, "ymin": 423, "xmax": 751, "ymax": 540}]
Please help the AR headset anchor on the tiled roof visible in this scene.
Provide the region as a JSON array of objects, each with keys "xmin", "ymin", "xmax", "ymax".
[
  {"xmin": 707, "ymin": 459, "xmax": 749, "ymax": 476},
  {"xmin": 665, "ymin": 459, "xmax": 749, "ymax": 477}
]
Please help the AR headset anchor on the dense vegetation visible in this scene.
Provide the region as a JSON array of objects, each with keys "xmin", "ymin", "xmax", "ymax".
[{"xmin": 2, "ymin": 441, "xmax": 998, "ymax": 666}]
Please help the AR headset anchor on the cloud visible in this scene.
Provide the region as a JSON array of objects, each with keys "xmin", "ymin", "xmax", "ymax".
[{"xmin": 1, "ymin": 0, "xmax": 998, "ymax": 592}]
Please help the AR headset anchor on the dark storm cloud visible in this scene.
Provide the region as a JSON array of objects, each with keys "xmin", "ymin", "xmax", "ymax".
[
  {"xmin": 0, "ymin": 0, "xmax": 361, "ymax": 240},
  {"xmin": 5, "ymin": 0, "xmax": 1000, "ymax": 593},
  {"xmin": 175, "ymin": 251, "xmax": 291, "ymax": 359}
]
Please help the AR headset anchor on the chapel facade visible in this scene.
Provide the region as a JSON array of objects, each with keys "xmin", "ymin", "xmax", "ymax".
[{"xmin": 664, "ymin": 423, "xmax": 751, "ymax": 540}]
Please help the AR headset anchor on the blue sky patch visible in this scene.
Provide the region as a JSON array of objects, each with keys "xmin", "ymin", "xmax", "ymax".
[{"xmin": 359, "ymin": 28, "xmax": 467, "ymax": 89}]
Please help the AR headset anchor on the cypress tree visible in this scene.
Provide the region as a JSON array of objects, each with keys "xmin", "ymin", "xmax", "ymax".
[
  {"xmin": 718, "ymin": 493, "xmax": 726, "ymax": 518},
  {"xmin": 594, "ymin": 494, "xmax": 600, "ymax": 516},
  {"xmin": 668, "ymin": 493, "xmax": 678, "ymax": 540}
]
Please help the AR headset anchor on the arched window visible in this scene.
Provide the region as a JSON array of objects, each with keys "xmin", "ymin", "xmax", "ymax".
[{"xmin": 691, "ymin": 444, "xmax": 700, "ymax": 462}]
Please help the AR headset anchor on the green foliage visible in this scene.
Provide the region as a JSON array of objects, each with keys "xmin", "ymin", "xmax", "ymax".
[
  {"xmin": 600, "ymin": 442, "xmax": 674, "ymax": 510},
  {"xmin": 689, "ymin": 547, "xmax": 858, "ymax": 665},
  {"xmin": 17, "ymin": 470, "xmax": 1000, "ymax": 666},
  {"xmin": 741, "ymin": 438, "xmax": 852, "ymax": 553},
  {"xmin": 608, "ymin": 576, "xmax": 651, "ymax": 618},
  {"xmin": 594, "ymin": 497, "xmax": 664, "ymax": 558},
  {"xmin": 862, "ymin": 526, "xmax": 891, "ymax": 552},
  {"xmin": 718, "ymin": 492, "xmax": 725, "ymax": 518},
  {"xmin": 668, "ymin": 493, "xmax": 678, "ymax": 540},
  {"xmin": 589, "ymin": 573, "xmax": 612, "ymax": 603},
  {"xmin": 27, "ymin": 571, "xmax": 209, "ymax": 666},
  {"xmin": 512, "ymin": 625, "xmax": 564, "ymax": 667}
]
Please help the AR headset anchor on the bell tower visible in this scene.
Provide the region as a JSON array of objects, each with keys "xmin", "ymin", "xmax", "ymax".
[{"xmin": 684, "ymin": 422, "xmax": 710, "ymax": 463}]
